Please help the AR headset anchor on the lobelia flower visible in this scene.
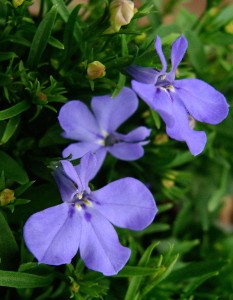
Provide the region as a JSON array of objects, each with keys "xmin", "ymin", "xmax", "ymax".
[
  {"xmin": 128, "ymin": 35, "xmax": 229, "ymax": 155},
  {"xmin": 23, "ymin": 153, "xmax": 157, "ymax": 276},
  {"xmin": 58, "ymin": 87, "xmax": 151, "ymax": 177}
]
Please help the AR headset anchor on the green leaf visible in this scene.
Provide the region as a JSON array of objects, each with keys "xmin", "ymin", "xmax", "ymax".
[
  {"xmin": 0, "ymin": 270, "xmax": 54, "ymax": 288},
  {"xmin": 112, "ymin": 73, "xmax": 126, "ymax": 98},
  {"xmin": 0, "ymin": 115, "xmax": 20, "ymax": 144},
  {"xmin": 141, "ymin": 254, "xmax": 179, "ymax": 297},
  {"xmin": 0, "ymin": 171, "xmax": 5, "ymax": 191},
  {"xmin": 62, "ymin": 5, "xmax": 81, "ymax": 62},
  {"xmin": 151, "ymin": 109, "xmax": 161, "ymax": 129},
  {"xmin": 210, "ymin": 5, "xmax": 233, "ymax": 29},
  {"xmin": 14, "ymin": 181, "xmax": 35, "ymax": 197},
  {"xmin": 185, "ymin": 30, "xmax": 207, "ymax": 72},
  {"xmin": 117, "ymin": 266, "xmax": 160, "ymax": 277},
  {"xmin": 0, "ymin": 52, "xmax": 17, "ymax": 62},
  {"xmin": 183, "ymin": 271, "xmax": 219, "ymax": 296},
  {"xmin": 168, "ymin": 260, "xmax": 223, "ymax": 281},
  {"xmin": 27, "ymin": 5, "xmax": 58, "ymax": 69},
  {"xmin": 0, "ymin": 73, "xmax": 12, "ymax": 86},
  {"xmin": 51, "ymin": 0, "xmax": 69, "ymax": 22},
  {"xmin": 133, "ymin": 223, "xmax": 170, "ymax": 237},
  {"xmin": 0, "ymin": 101, "xmax": 30, "ymax": 120},
  {"xmin": 124, "ymin": 241, "xmax": 159, "ymax": 300},
  {"xmin": 0, "ymin": 211, "xmax": 18, "ymax": 270},
  {"xmin": 48, "ymin": 36, "xmax": 64, "ymax": 50},
  {"xmin": 0, "ymin": 150, "xmax": 29, "ymax": 184}
]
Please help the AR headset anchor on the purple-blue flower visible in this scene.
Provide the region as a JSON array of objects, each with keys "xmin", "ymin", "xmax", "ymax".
[
  {"xmin": 128, "ymin": 35, "xmax": 229, "ymax": 155},
  {"xmin": 58, "ymin": 87, "xmax": 150, "ymax": 176},
  {"xmin": 23, "ymin": 153, "xmax": 157, "ymax": 276}
]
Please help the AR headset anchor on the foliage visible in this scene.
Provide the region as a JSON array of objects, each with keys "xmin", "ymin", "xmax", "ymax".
[{"xmin": 0, "ymin": 0, "xmax": 232, "ymax": 299}]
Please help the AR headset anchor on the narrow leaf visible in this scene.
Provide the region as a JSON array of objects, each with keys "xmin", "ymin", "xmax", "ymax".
[
  {"xmin": 0, "ymin": 270, "xmax": 54, "ymax": 288},
  {"xmin": 27, "ymin": 5, "xmax": 57, "ymax": 69},
  {"xmin": 0, "ymin": 150, "xmax": 29, "ymax": 184},
  {"xmin": 0, "ymin": 211, "xmax": 18, "ymax": 270},
  {"xmin": 0, "ymin": 115, "xmax": 20, "ymax": 144},
  {"xmin": 0, "ymin": 101, "xmax": 30, "ymax": 120}
]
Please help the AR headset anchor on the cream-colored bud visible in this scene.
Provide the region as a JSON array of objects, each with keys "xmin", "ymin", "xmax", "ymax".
[
  {"xmin": 87, "ymin": 61, "xmax": 106, "ymax": 80},
  {"xmin": 225, "ymin": 21, "xmax": 233, "ymax": 34},
  {"xmin": 105, "ymin": 0, "xmax": 135, "ymax": 34},
  {"xmin": 135, "ymin": 32, "xmax": 146, "ymax": 44},
  {"xmin": 153, "ymin": 133, "xmax": 169, "ymax": 145},
  {"xmin": 12, "ymin": 0, "xmax": 25, "ymax": 8},
  {"xmin": 0, "ymin": 189, "xmax": 15, "ymax": 206}
]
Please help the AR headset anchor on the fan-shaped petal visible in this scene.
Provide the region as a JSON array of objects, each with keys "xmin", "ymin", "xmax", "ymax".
[
  {"xmin": 23, "ymin": 203, "xmax": 81, "ymax": 266},
  {"xmin": 91, "ymin": 177, "xmax": 157, "ymax": 230},
  {"xmin": 80, "ymin": 208, "xmax": 130, "ymax": 276},
  {"xmin": 91, "ymin": 87, "xmax": 138, "ymax": 133}
]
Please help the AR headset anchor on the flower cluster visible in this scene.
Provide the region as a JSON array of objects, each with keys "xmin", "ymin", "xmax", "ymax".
[{"xmin": 23, "ymin": 34, "xmax": 228, "ymax": 276}]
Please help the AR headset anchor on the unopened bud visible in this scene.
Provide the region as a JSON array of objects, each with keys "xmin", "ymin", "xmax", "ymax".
[
  {"xmin": 154, "ymin": 133, "xmax": 169, "ymax": 145},
  {"xmin": 0, "ymin": 189, "xmax": 15, "ymax": 206},
  {"xmin": 188, "ymin": 115, "xmax": 196, "ymax": 129},
  {"xmin": 105, "ymin": 0, "xmax": 135, "ymax": 34},
  {"xmin": 135, "ymin": 32, "xmax": 146, "ymax": 44},
  {"xmin": 87, "ymin": 61, "xmax": 106, "ymax": 80},
  {"xmin": 225, "ymin": 21, "xmax": 233, "ymax": 34},
  {"xmin": 162, "ymin": 171, "xmax": 177, "ymax": 189},
  {"xmin": 12, "ymin": 0, "xmax": 25, "ymax": 8}
]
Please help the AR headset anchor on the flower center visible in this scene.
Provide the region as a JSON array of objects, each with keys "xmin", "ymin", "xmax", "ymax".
[
  {"xmin": 104, "ymin": 133, "xmax": 119, "ymax": 146},
  {"xmin": 156, "ymin": 74, "xmax": 174, "ymax": 92},
  {"xmin": 73, "ymin": 191, "xmax": 92, "ymax": 210}
]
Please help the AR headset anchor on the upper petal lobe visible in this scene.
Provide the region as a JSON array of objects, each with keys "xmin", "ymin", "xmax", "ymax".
[
  {"xmin": 174, "ymin": 78, "xmax": 229, "ymax": 125},
  {"xmin": 58, "ymin": 100, "xmax": 100, "ymax": 142},
  {"xmin": 91, "ymin": 87, "xmax": 138, "ymax": 133}
]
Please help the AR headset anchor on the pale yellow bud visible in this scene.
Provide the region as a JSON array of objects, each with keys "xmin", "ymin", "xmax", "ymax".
[
  {"xmin": 135, "ymin": 32, "xmax": 146, "ymax": 44},
  {"xmin": 12, "ymin": 0, "xmax": 25, "ymax": 8},
  {"xmin": 0, "ymin": 189, "xmax": 15, "ymax": 206},
  {"xmin": 153, "ymin": 133, "xmax": 169, "ymax": 145},
  {"xmin": 225, "ymin": 21, "xmax": 233, "ymax": 34},
  {"xmin": 105, "ymin": 0, "xmax": 135, "ymax": 34},
  {"xmin": 87, "ymin": 61, "xmax": 106, "ymax": 80},
  {"xmin": 162, "ymin": 171, "xmax": 177, "ymax": 189}
]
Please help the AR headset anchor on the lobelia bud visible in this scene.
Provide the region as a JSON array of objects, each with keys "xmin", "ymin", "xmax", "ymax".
[
  {"xmin": 105, "ymin": 0, "xmax": 135, "ymax": 34},
  {"xmin": 0, "ymin": 189, "xmax": 15, "ymax": 206},
  {"xmin": 87, "ymin": 61, "xmax": 106, "ymax": 80},
  {"xmin": 12, "ymin": 0, "xmax": 25, "ymax": 8}
]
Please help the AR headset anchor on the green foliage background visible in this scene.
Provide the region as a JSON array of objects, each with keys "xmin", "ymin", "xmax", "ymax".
[{"xmin": 0, "ymin": 0, "xmax": 232, "ymax": 299}]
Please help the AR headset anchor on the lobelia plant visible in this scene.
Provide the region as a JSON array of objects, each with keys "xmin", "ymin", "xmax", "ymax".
[
  {"xmin": 58, "ymin": 87, "xmax": 151, "ymax": 175},
  {"xmin": 23, "ymin": 152, "xmax": 157, "ymax": 276},
  {"xmin": 128, "ymin": 35, "xmax": 229, "ymax": 155}
]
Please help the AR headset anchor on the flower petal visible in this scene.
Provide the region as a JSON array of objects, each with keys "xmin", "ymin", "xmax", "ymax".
[
  {"xmin": 62, "ymin": 142, "xmax": 100, "ymax": 160},
  {"xmin": 53, "ymin": 161, "xmax": 81, "ymax": 202},
  {"xmin": 91, "ymin": 87, "xmax": 138, "ymax": 133},
  {"xmin": 170, "ymin": 35, "xmax": 188, "ymax": 76},
  {"xmin": 58, "ymin": 101, "xmax": 100, "ymax": 142},
  {"xmin": 80, "ymin": 208, "xmax": 130, "ymax": 276},
  {"xmin": 23, "ymin": 203, "xmax": 81, "ymax": 265},
  {"xmin": 126, "ymin": 65, "xmax": 159, "ymax": 84},
  {"xmin": 75, "ymin": 152, "xmax": 98, "ymax": 191},
  {"xmin": 115, "ymin": 126, "xmax": 151, "ymax": 142},
  {"xmin": 166, "ymin": 94, "xmax": 207, "ymax": 155},
  {"xmin": 155, "ymin": 36, "xmax": 167, "ymax": 73},
  {"xmin": 132, "ymin": 81, "xmax": 175, "ymax": 127},
  {"xmin": 108, "ymin": 142, "xmax": 145, "ymax": 160},
  {"xmin": 174, "ymin": 79, "xmax": 229, "ymax": 124},
  {"xmin": 91, "ymin": 177, "xmax": 157, "ymax": 230}
]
